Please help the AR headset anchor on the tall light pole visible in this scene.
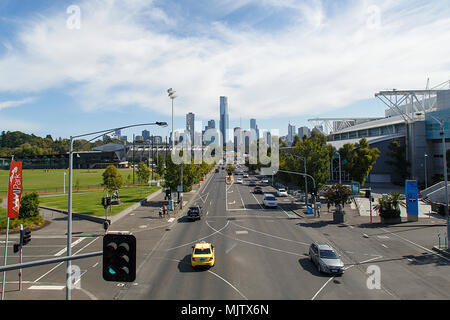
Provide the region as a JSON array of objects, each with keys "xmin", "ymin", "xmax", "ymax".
[
  {"xmin": 430, "ymin": 115, "xmax": 449, "ymax": 249},
  {"xmin": 291, "ymin": 154, "xmax": 308, "ymax": 206},
  {"xmin": 335, "ymin": 152, "xmax": 342, "ymax": 185},
  {"xmin": 65, "ymin": 122, "xmax": 167, "ymax": 300},
  {"xmin": 168, "ymin": 88, "xmax": 177, "ymax": 151}
]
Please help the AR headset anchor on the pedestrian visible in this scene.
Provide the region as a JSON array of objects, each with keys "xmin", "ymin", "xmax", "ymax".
[
  {"xmin": 163, "ymin": 205, "xmax": 168, "ymax": 217},
  {"xmin": 327, "ymin": 201, "xmax": 331, "ymax": 212},
  {"xmin": 159, "ymin": 206, "xmax": 163, "ymax": 218},
  {"xmin": 103, "ymin": 220, "xmax": 110, "ymax": 233}
]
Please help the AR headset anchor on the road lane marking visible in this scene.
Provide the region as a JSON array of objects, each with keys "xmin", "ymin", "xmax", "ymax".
[
  {"xmin": 34, "ymin": 237, "xmax": 98, "ymax": 283},
  {"xmin": 167, "ymin": 218, "xmax": 175, "ymax": 223},
  {"xmin": 235, "ymin": 231, "xmax": 248, "ymax": 235},
  {"xmin": 231, "ymin": 222, "xmax": 310, "ymax": 246},
  {"xmin": 381, "ymin": 244, "xmax": 388, "ymax": 248},
  {"xmin": 311, "ymin": 277, "xmax": 335, "ymax": 300},
  {"xmin": 28, "ymin": 285, "xmax": 65, "ymax": 290},
  {"xmin": 54, "ymin": 237, "xmax": 86, "ymax": 257},
  {"xmin": 165, "ymin": 221, "xmax": 230, "ymax": 251}
]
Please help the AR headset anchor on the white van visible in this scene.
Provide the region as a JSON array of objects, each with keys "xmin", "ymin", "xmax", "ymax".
[{"xmin": 263, "ymin": 193, "xmax": 277, "ymax": 208}]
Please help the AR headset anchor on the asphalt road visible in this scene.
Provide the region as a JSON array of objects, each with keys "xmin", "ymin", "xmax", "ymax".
[{"xmin": 1, "ymin": 167, "xmax": 449, "ymax": 300}]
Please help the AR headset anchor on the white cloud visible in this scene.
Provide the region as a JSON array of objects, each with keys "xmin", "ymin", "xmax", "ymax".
[
  {"xmin": 0, "ymin": 97, "xmax": 34, "ymax": 110},
  {"xmin": 0, "ymin": 0, "xmax": 449, "ymax": 121}
]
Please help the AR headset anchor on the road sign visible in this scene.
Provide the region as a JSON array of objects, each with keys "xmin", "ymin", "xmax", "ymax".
[
  {"xmin": 405, "ymin": 180, "xmax": 419, "ymax": 215},
  {"xmin": 351, "ymin": 181, "xmax": 360, "ymax": 195},
  {"xmin": 177, "ymin": 185, "xmax": 183, "ymax": 192}
]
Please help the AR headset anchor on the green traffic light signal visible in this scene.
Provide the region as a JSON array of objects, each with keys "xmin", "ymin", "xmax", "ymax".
[{"xmin": 103, "ymin": 233, "xmax": 136, "ymax": 282}]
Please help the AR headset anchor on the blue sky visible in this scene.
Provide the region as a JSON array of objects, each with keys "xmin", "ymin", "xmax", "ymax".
[{"xmin": 0, "ymin": 0, "xmax": 449, "ymax": 140}]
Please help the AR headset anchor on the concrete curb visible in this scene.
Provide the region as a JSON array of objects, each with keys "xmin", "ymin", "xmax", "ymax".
[{"xmin": 39, "ymin": 188, "xmax": 163, "ymax": 225}]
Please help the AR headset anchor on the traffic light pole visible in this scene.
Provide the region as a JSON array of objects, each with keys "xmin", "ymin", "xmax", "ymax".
[
  {"xmin": 19, "ymin": 225, "xmax": 23, "ymax": 291},
  {"xmin": 0, "ymin": 251, "xmax": 103, "ymax": 273}
]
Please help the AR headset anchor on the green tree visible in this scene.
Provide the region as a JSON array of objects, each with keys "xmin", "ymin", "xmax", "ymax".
[
  {"xmin": 385, "ymin": 139, "xmax": 409, "ymax": 181},
  {"xmin": 136, "ymin": 162, "xmax": 151, "ymax": 185},
  {"xmin": 338, "ymin": 138, "xmax": 380, "ymax": 186},
  {"xmin": 19, "ymin": 192, "xmax": 40, "ymax": 219},
  {"xmin": 102, "ymin": 165, "xmax": 123, "ymax": 195},
  {"xmin": 323, "ymin": 184, "xmax": 352, "ymax": 207}
]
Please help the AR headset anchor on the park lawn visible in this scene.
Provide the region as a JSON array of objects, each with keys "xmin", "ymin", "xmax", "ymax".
[
  {"xmin": 0, "ymin": 168, "xmax": 159, "ymax": 195},
  {"xmin": 39, "ymin": 185, "xmax": 160, "ymax": 217}
]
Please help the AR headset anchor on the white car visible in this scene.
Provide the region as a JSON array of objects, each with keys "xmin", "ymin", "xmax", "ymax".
[
  {"xmin": 261, "ymin": 178, "xmax": 269, "ymax": 184},
  {"xmin": 236, "ymin": 178, "xmax": 243, "ymax": 184},
  {"xmin": 243, "ymin": 173, "xmax": 249, "ymax": 178},
  {"xmin": 263, "ymin": 194, "xmax": 277, "ymax": 208},
  {"xmin": 277, "ymin": 188, "xmax": 288, "ymax": 197}
]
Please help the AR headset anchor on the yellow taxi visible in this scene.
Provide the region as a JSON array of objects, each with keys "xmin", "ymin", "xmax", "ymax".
[{"xmin": 191, "ymin": 241, "xmax": 215, "ymax": 268}]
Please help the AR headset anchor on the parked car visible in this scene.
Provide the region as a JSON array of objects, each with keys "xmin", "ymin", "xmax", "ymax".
[
  {"xmin": 277, "ymin": 188, "xmax": 288, "ymax": 197},
  {"xmin": 249, "ymin": 180, "xmax": 256, "ymax": 186},
  {"xmin": 236, "ymin": 178, "xmax": 243, "ymax": 184},
  {"xmin": 309, "ymin": 243, "xmax": 344, "ymax": 275},
  {"xmin": 243, "ymin": 173, "xmax": 249, "ymax": 178},
  {"xmin": 263, "ymin": 193, "xmax": 277, "ymax": 208},
  {"xmin": 261, "ymin": 177, "xmax": 269, "ymax": 184}
]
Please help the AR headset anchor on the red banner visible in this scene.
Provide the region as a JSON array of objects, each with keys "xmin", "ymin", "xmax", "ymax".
[{"xmin": 7, "ymin": 161, "xmax": 23, "ymax": 219}]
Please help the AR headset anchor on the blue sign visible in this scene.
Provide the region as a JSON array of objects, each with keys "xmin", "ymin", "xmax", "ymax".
[
  {"xmin": 351, "ymin": 181, "xmax": 360, "ymax": 195},
  {"xmin": 405, "ymin": 180, "xmax": 418, "ymax": 215}
]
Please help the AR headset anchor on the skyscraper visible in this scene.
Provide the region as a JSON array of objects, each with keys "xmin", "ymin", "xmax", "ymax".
[
  {"xmin": 288, "ymin": 123, "xmax": 296, "ymax": 146},
  {"xmin": 250, "ymin": 118, "xmax": 259, "ymax": 140},
  {"xmin": 186, "ymin": 112, "xmax": 195, "ymax": 145},
  {"xmin": 219, "ymin": 96, "xmax": 229, "ymax": 146},
  {"xmin": 142, "ymin": 130, "xmax": 150, "ymax": 141},
  {"xmin": 298, "ymin": 126, "xmax": 310, "ymax": 140}
]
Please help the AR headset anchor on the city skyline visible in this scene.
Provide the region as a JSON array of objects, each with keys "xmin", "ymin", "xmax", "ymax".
[{"xmin": 1, "ymin": 1, "xmax": 448, "ymax": 140}]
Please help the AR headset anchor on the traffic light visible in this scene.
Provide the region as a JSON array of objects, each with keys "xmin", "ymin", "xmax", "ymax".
[
  {"xmin": 21, "ymin": 227, "xmax": 31, "ymax": 246},
  {"xmin": 102, "ymin": 196, "xmax": 111, "ymax": 209},
  {"xmin": 103, "ymin": 233, "xmax": 136, "ymax": 282}
]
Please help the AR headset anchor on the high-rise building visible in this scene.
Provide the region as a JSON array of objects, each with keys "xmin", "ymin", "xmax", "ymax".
[
  {"xmin": 250, "ymin": 118, "xmax": 259, "ymax": 139},
  {"xmin": 208, "ymin": 119, "xmax": 215, "ymax": 129},
  {"xmin": 219, "ymin": 96, "xmax": 229, "ymax": 146},
  {"xmin": 186, "ymin": 112, "xmax": 195, "ymax": 145},
  {"xmin": 288, "ymin": 123, "xmax": 296, "ymax": 146},
  {"xmin": 142, "ymin": 130, "xmax": 150, "ymax": 141},
  {"xmin": 298, "ymin": 127, "xmax": 310, "ymax": 140}
]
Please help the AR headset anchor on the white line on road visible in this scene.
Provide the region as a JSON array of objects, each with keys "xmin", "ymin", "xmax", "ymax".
[
  {"xmin": 54, "ymin": 237, "xmax": 86, "ymax": 257},
  {"xmin": 28, "ymin": 285, "xmax": 65, "ymax": 290},
  {"xmin": 235, "ymin": 231, "xmax": 248, "ymax": 235}
]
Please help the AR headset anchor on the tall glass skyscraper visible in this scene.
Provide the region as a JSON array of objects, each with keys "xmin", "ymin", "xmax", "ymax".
[
  {"xmin": 186, "ymin": 112, "xmax": 195, "ymax": 145},
  {"xmin": 220, "ymin": 96, "xmax": 229, "ymax": 146}
]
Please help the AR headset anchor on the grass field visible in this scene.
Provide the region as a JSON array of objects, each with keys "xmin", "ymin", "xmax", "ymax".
[
  {"xmin": 0, "ymin": 168, "xmax": 160, "ymax": 195},
  {"xmin": 39, "ymin": 185, "xmax": 160, "ymax": 217}
]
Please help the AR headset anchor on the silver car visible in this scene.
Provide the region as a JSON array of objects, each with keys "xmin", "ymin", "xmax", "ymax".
[{"xmin": 309, "ymin": 243, "xmax": 344, "ymax": 275}]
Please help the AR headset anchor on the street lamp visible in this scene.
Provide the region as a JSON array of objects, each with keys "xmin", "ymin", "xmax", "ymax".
[
  {"xmin": 65, "ymin": 121, "xmax": 167, "ymax": 300},
  {"xmin": 334, "ymin": 152, "xmax": 342, "ymax": 185},
  {"xmin": 290, "ymin": 154, "xmax": 308, "ymax": 206},
  {"xmin": 167, "ymin": 88, "xmax": 177, "ymax": 151}
]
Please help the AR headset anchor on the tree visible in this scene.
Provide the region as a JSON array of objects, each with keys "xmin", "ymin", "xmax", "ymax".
[
  {"xmin": 373, "ymin": 192, "xmax": 405, "ymax": 219},
  {"xmin": 226, "ymin": 165, "xmax": 235, "ymax": 176},
  {"xmin": 385, "ymin": 139, "xmax": 409, "ymax": 181},
  {"xmin": 19, "ymin": 192, "xmax": 40, "ymax": 219},
  {"xmin": 136, "ymin": 162, "xmax": 151, "ymax": 185},
  {"xmin": 323, "ymin": 184, "xmax": 352, "ymax": 207},
  {"xmin": 339, "ymin": 138, "xmax": 380, "ymax": 186},
  {"xmin": 102, "ymin": 165, "xmax": 123, "ymax": 195}
]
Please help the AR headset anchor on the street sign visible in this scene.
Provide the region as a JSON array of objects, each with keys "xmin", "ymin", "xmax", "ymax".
[
  {"xmin": 177, "ymin": 185, "xmax": 183, "ymax": 192},
  {"xmin": 351, "ymin": 181, "xmax": 360, "ymax": 195},
  {"xmin": 405, "ymin": 180, "xmax": 419, "ymax": 215}
]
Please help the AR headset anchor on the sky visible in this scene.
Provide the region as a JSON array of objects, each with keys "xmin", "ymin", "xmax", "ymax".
[{"xmin": 0, "ymin": 0, "xmax": 449, "ymax": 141}]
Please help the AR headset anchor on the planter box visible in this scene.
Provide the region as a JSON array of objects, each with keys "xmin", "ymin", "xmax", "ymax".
[
  {"xmin": 333, "ymin": 212, "xmax": 345, "ymax": 223},
  {"xmin": 380, "ymin": 216, "xmax": 402, "ymax": 224}
]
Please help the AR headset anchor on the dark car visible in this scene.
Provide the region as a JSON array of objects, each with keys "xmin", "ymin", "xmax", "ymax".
[
  {"xmin": 249, "ymin": 180, "xmax": 256, "ymax": 186},
  {"xmin": 187, "ymin": 205, "xmax": 202, "ymax": 221},
  {"xmin": 253, "ymin": 186, "xmax": 263, "ymax": 194}
]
